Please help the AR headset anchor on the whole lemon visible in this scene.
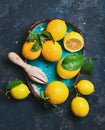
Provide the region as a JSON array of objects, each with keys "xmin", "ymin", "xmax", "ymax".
[
  {"xmin": 6, "ymin": 80, "xmax": 30, "ymax": 100},
  {"xmin": 45, "ymin": 81, "xmax": 69, "ymax": 105},
  {"xmin": 57, "ymin": 58, "xmax": 80, "ymax": 79},
  {"xmin": 71, "ymin": 97, "xmax": 89, "ymax": 117},
  {"xmin": 42, "ymin": 40, "xmax": 62, "ymax": 62},
  {"xmin": 46, "ymin": 19, "xmax": 67, "ymax": 41},
  {"xmin": 10, "ymin": 83, "xmax": 30, "ymax": 100},
  {"xmin": 76, "ymin": 80, "xmax": 95, "ymax": 95},
  {"xmin": 22, "ymin": 41, "xmax": 41, "ymax": 60}
]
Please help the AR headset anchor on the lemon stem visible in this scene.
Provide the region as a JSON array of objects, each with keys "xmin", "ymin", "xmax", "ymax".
[
  {"xmin": 0, "ymin": 89, "xmax": 10, "ymax": 99},
  {"xmin": 40, "ymin": 91, "xmax": 57, "ymax": 108},
  {"xmin": 73, "ymin": 85, "xmax": 81, "ymax": 97},
  {"xmin": 0, "ymin": 89, "xmax": 5, "ymax": 94}
]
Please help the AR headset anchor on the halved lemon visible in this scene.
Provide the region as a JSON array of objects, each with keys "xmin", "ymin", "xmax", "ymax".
[{"xmin": 64, "ymin": 31, "xmax": 84, "ymax": 52}]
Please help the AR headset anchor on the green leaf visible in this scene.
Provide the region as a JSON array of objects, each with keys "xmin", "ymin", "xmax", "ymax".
[
  {"xmin": 37, "ymin": 34, "xmax": 45, "ymax": 46},
  {"xmin": 39, "ymin": 35, "xmax": 45, "ymax": 46},
  {"xmin": 27, "ymin": 31, "xmax": 55, "ymax": 52},
  {"xmin": 27, "ymin": 31, "xmax": 38, "ymax": 42},
  {"xmin": 40, "ymin": 91, "xmax": 45, "ymax": 99},
  {"xmin": 6, "ymin": 80, "xmax": 23, "ymax": 92},
  {"xmin": 31, "ymin": 41, "xmax": 41, "ymax": 52},
  {"xmin": 81, "ymin": 58, "xmax": 94, "ymax": 75},
  {"xmin": 41, "ymin": 30, "xmax": 55, "ymax": 42},
  {"xmin": 62, "ymin": 53, "xmax": 84, "ymax": 70}
]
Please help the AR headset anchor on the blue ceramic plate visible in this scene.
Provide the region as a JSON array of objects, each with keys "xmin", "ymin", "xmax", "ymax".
[{"xmin": 25, "ymin": 19, "xmax": 85, "ymax": 98}]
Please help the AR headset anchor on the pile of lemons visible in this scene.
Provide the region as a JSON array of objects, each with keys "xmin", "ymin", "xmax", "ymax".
[{"xmin": 6, "ymin": 19, "xmax": 95, "ymax": 118}]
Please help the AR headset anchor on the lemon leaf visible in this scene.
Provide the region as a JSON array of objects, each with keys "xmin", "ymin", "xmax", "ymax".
[
  {"xmin": 32, "ymin": 35, "xmax": 42, "ymax": 51},
  {"xmin": 28, "ymin": 31, "xmax": 38, "ymax": 42},
  {"xmin": 62, "ymin": 53, "xmax": 84, "ymax": 70},
  {"xmin": 41, "ymin": 30, "xmax": 55, "ymax": 42},
  {"xmin": 81, "ymin": 58, "xmax": 94, "ymax": 75},
  {"xmin": 6, "ymin": 80, "xmax": 23, "ymax": 92},
  {"xmin": 32, "ymin": 42, "xmax": 41, "ymax": 52},
  {"xmin": 39, "ymin": 35, "xmax": 45, "ymax": 46},
  {"xmin": 27, "ymin": 31, "xmax": 55, "ymax": 52}
]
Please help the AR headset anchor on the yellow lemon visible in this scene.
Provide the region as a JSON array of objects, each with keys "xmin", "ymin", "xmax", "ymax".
[
  {"xmin": 64, "ymin": 31, "xmax": 84, "ymax": 52},
  {"xmin": 46, "ymin": 19, "xmax": 67, "ymax": 41},
  {"xmin": 10, "ymin": 83, "xmax": 30, "ymax": 100},
  {"xmin": 76, "ymin": 80, "xmax": 95, "ymax": 95},
  {"xmin": 71, "ymin": 97, "xmax": 89, "ymax": 117},
  {"xmin": 42, "ymin": 40, "xmax": 62, "ymax": 62},
  {"xmin": 57, "ymin": 58, "xmax": 80, "ymax": 79},
  {"xmin": 45, "ymin": 81, "xmax": 69, "ymax": 105},
  {"xmin": 22, "ymin": 41, "xmax": 41, "ymax": 60}
]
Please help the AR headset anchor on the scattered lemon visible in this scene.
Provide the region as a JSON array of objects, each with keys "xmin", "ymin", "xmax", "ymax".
[
  {"xmin": 46, "ymin": 19, "xmax": 67, "ymax": 41},
  {"xmin": 45, "ymin": 81, "xmax": 69, "ymax": 105},
  {"xmin": 57, "ymin": 58, "xmax": 80, "ymax": 79},
  {"xmin": 10, "ymin": 83, "xmax": 30, "ymax": 100},
  {"xmin": 64, "ymin": 31, "xmax": 84, "ymax": 52},
  {"xmin": 76, "ymin": 80, "xmax": 95, "ymax": 95},
  {"xmin": 6, "ymin": 80, "xmax": 30, "ymax": 100},
  {"xmin": 22, "ymin": 41, "xmax": 41, "ymax": 60},
  {"xmin": 42, "ymin": 40, "xmax": 62, "ymax": 62},
  {"xmin": 71, "ymin": 97, "xmax": 89, "ymax": 117}
]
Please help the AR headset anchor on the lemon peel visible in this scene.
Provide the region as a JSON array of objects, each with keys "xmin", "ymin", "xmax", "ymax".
[{"xmin": 64, "ymin": 31, "xmax": 84, "ymax": 52}]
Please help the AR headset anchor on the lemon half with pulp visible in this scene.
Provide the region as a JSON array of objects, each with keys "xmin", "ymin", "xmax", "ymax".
[{"xmin": 64, "ymin": 31, "xmax": 84, "ymax": 52}]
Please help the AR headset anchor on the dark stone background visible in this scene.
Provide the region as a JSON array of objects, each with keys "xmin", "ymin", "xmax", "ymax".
[{"xmin": 0, "ymin": 0, "xmax": 105, "ymax": 130}]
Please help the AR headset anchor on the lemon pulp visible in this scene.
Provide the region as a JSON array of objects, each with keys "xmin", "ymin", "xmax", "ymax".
[{"xmin": 64, "ymin": 31, "xmax": 84, "ymax": 52}]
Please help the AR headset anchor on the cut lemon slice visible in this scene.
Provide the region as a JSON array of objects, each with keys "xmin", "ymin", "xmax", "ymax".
[{"xmin": 64, "ymin": 31, "xmax": 84, "ymax": 52}]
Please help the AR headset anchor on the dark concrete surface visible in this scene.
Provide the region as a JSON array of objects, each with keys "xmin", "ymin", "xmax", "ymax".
[{"xmin": 0, "ymin": 0, "xmax": 105, "ymax": 130}]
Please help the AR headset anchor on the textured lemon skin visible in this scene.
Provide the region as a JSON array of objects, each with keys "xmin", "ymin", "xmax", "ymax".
[
  {"xmin": 22, "ymin": 42, "xmax": 41, "ymax": 60},
  {"xmin": 57, "ymin": 58, "xmax": 80, "ymax": 79},
  {"xmin": 42, "ymin": 40, "xmax": 62, "ymax": 62},
  {"xmin": 71, "ymin": 97, "xmax": 89, "ymax": 117},
  {"xmin": 47, "ymin": 19, "xmax": 67, "ymax": 41},
  {"xmin": 45, "ymin": 81, "xmax": 69, "ymax": 105},
  {"xmin": 76, "ymin": 80, "xmax": 95, "ymax": 95},
  {"xmin": 10, "ymin": 84, "xmax": 30, "ymax": 100}
]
